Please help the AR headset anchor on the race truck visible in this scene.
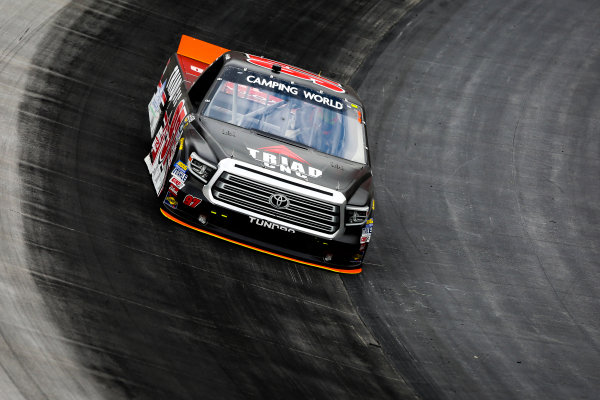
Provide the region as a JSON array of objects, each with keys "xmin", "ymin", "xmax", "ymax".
[{"xmin": 144, "ymin": 35, "xmax": 374, "ymax": 273}]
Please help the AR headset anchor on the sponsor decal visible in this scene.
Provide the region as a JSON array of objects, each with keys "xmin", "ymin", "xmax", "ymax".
[
  {"xmin": 247, "ymin": 145, "xmax": 322, "ymax": 179},
  {"xmin": 176, "ymin": 160, "xmax": 187, "ymax": 170},
  {"xmin": 168, "ymin": 183, "xmax": 179, "ymax": 196},
  {"xmin": 171, "ymin": 165, "xmax": 188, "ymax": 182},
  {"xmin": 246, "ymin": 54, "xmax": 345, "ymax": 93},
  {"xmin": 164, "ymin": 195, "xmax": 178, "ymax": 209},
  {"xmin": 183, "ymin": 194, "xmax": 202, "ymax": 208},
  {"xmin": 169, "ymin": 176, "xmax": 185, "ymax": 190},
  {"xmin": 360, "ymin": 218, "xmax": 374, "ymax": 244},
  {"xmin": 303, "ymin": 91, "xmax": 343, "ymax": 110},
  {"xmin": 249, "ymin": 216, "xmax": 295, "ymax": 233},
  {"xmin": 246, "ymin": 75, "xmax": 298, "ymax": 95},
  {"xmin": 245, "ymin": 75, "xmax": 343, "ymax": 110}
]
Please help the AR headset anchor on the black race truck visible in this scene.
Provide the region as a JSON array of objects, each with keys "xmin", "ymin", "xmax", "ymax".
[{"xmin": 145, "ymin": 35, "xmax": 374, "ymax": 273}]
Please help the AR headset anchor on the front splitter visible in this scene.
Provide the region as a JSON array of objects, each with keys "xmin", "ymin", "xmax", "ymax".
[{"xmin": 160, "ymin": 208, "xmax": 363, "ymax": 274}]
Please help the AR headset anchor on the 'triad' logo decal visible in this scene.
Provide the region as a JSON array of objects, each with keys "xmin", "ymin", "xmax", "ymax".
[
  {"xmin": 246, "ymin": 54, "xmax": 345, "ymax": 94},
  {"xmin": 247, "ymin": 146, "xmax": 322, "ymax": 179}
]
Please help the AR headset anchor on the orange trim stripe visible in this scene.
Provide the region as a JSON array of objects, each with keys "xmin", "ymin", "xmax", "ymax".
[
  {"xmin": 177, "ymin": 35, "xmax": 228, "ymax": 65},
  {"xmin": 160, "ymin": 208, "xmax": 362, "ymax": 274}
]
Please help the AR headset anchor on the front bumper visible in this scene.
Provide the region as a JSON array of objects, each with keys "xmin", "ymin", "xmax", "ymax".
[{"xmin": 160, "ymin": 197, "xmax": 365, "ymax": 274}]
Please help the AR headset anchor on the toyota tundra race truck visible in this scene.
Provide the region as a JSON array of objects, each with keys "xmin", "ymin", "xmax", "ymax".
[{"xmin": 144, "ymin": 35, "xmax": 374, "ymax": 273}]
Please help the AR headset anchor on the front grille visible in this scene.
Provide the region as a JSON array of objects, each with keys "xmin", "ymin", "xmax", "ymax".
[{"xmin": 211, "ymin": 171, "xmax": 340, "ymax": 234}]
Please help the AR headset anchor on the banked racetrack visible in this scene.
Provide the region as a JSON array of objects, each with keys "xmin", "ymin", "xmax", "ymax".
[{"xmin": 1, "ymin": 0, "xmax": 599, "ymax": 399}]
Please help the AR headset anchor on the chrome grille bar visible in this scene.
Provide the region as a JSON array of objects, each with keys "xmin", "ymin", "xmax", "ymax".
[{"xmin": 204, "ymin": 159, "xmax": 344, "ymax": 238}]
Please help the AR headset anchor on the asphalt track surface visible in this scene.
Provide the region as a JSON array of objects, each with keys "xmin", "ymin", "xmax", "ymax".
[{"xmin": 1, "ymin": 0, "xmax": 599, "ymax": 399}]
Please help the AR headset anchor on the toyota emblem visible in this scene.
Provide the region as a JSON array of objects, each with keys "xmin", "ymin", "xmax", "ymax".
[{"xmin": 269, "ymin": 193, "xmax": 290, "ymax": 209}]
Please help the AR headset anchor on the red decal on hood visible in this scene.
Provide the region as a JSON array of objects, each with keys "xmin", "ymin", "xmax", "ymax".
[{"xmin": 259, "ymin": 145, "xmax": 309, "ymax": 165}]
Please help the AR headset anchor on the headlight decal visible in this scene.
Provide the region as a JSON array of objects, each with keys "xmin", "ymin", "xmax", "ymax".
[
  {"xmin": 189, "ymin": 152, "xmax": 217, "ymax": 183},
  {"xmin": 345, "ymin": 204, "xmax": 370, "ymax": 226}
]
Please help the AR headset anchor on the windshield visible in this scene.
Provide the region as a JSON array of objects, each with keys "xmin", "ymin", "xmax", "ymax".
[{"xmin": 200, "ymin": 66, "xmax": 367, "ymax": 163}]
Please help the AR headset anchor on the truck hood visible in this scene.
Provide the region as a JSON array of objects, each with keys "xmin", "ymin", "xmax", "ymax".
[{"xmin": 197, "ymin": 117, "xmax": 371, "ymax": 195}]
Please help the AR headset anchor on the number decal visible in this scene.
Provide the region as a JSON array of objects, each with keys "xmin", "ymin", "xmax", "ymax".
[{"xmin": 183, "ymin": 195, "xmax": 202, "ymax": 208}]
